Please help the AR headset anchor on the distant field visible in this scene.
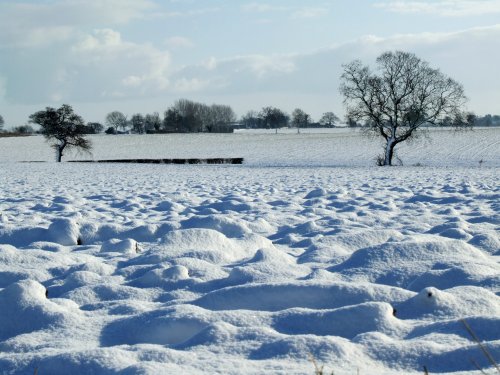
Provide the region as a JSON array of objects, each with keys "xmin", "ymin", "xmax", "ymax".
[{"xmin": 0, "ymin": 127, "xmax": 498, "ymax": 166}]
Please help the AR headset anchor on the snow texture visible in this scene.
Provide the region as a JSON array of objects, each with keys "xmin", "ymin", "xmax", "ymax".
[{"xmin": 0, "ymin": 128, "xmax": 499, "ymax": 374}]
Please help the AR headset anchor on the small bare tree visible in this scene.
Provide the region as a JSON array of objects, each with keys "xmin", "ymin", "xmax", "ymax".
[
  {"xmin": 340, "ymin": 51, "xmax": 471, "ymax": 166},
  {"xmin": 29, "ymin": 104, "xmax": 91, "ymax": 162},
  {"xmin": 291, "ymin": 108, "xmax": 310, "ymax": 133},
  {"xmin": 105, "ymin": 111, "xmax": 128, "ymax": 132}
]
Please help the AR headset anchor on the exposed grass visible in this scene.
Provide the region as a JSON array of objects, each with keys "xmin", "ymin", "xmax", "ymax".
[
  {"xmin": 311, "ymin": 320, "xmax": 499, "ymax": 375},
  {"xmin": 461, "ymin": 319, "xmax": 500, "ymax": 374}
]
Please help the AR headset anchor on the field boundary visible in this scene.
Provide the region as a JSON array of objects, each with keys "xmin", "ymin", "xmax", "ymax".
[{"xmin": 69, "ymin": 158, "xmax": 245, "ymax": 164}]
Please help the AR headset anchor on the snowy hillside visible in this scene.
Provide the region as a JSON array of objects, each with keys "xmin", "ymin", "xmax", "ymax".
[{"xmin": 0, "ymin": 130, "xmax": 499, "ymax": 374}]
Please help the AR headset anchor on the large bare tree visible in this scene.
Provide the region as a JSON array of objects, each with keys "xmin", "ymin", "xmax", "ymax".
[
  {"xmin": 340, "ymin": 51, "xmax": 470, "ymax": 166},
  {"xmin": 29, "ymin": 104, "xmax": 91, "ymax": 162}
]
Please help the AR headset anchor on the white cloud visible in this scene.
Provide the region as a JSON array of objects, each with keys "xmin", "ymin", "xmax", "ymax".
[
  {"xmin": 173, "ymin": 78, "xmax": 211, "ymax": 93},
  {"xmin": 73, "ymin": 29, "xmax": 123, "ymax": 53},
  {"xmin": 71, "ymin": 29, "xmax": 171, "ymax": 94},
  {"xmin": 202, "ymin": 57, "xmax": 218, "ymax": 71},
  {"xmin": 166, "ymin": 24, "xmax": 500, "ymax": 117},
  {"xmin": 0, "ymin": 0, "xmax": 156, "ymax": 48},
  {"xmin": 375, "ymin": 0, "xmax": 500, "ymax": 16},
  {"xmin": 243, "ymin": 55, "xmax": 297, "ymax": 78},
  {"xmin": 0, "ymin": 27, "xmax": 171, "ymax": 103}
]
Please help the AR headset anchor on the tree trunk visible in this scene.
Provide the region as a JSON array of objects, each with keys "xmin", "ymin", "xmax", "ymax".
[
  {"xmin": 56, "ymin": 146, "xmax": 63, "ymax": 162},
  {"xmin": 56, "ymin": 141, "xmax": 66, "ymax": 162},
  {"xmin": 384, "ymin": 139, "xmax": 396, "ymax": 166}
]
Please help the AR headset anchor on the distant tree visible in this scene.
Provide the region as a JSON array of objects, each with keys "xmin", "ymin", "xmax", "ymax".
[
  {"xmin": 319, "ymin": 112, "xmax": 340, "ymax": 127},
  {"xmin": 29, "ymin": 104, "xmax": 91, "ymax": 162},
  {"xmin": 0, "ymin": 114, "xmax": 4, "ymax": 131},
  {"xmin": 346, "ymin": 116, "xmax": 360, "ymax": 128},
  {"xmin": 87, "ymin": 122, "xmax": 104, "ymax": 134},
  {"xmin": 172, "ymin": 99, "xmax": 203, "ymax": 132},
  {"xmin": 105, "ymin": 126, "xmax": 117, "ymax": 135},
  {"xmin": 241, "ymin": 110, "xmax": 261, "ymax": 128},
  {"xmin": 259, "ymin": 106, "xmax": 289, "ymax": 133},
  {"xmin": 163, "ymin": 108, "xmax": 183, "ymax": 132},
  {"xmin": 472, "ymin": 114, "xmax": 500, "ymax": 127},
  {"xmin": 144, "ymin": 112, "xmax": 161, "ymax": 132},
  {"xmin": 205, "ymin": 104, "xmax": 236, "ymax": 132},
  {"xmin": 13, "ymin": 125, "xmax": 35, "ymax": 134},
  {"xmin": 105, "ymin": 111, "xmax": 128, "ymax": 132},
  {"xmin": 163, "ymin": 100, "xmax": 235, "ymax": 133},
  {"xmin": 130, "ymin": 113, "xmax": 145, "ymax": 134},
  {"xmin": 340, "ymin": 51, "xmax": 471, "ymax": 166},
  {"xmin": 291, "ymin": 108, "xmax": 310, "ymax": 133}
]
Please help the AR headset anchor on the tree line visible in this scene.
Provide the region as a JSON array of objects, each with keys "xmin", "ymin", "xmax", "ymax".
[
  {"xmin": 1, "ymin": 51, "xmax": 496, "ymax": 165},
  {"xmin": 0, "ymin": 99, "xmax": 345, "ymax": 137}
]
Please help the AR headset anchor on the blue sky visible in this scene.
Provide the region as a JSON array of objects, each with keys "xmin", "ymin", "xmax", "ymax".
[{"xmin": 1, "ymin": 0, "xmax": 499, "ymax": 126}]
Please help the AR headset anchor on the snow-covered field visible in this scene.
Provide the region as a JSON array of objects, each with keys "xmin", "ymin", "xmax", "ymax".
[
  {"xmin": 0, "ymin": 127, "xmax": 499, "ymax": 167},
  {"xmin": 0, "ymin": 128, "xmax": 499, "ymax": 374}
]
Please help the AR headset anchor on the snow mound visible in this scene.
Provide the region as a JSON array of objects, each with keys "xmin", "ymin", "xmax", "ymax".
[
  {"xmin": 195, "ymin": 281, "xmax": 412, "ymax": 312},
  {"xmin": 100, "ymin": 238, "xmax": 140, "ymax": 255},
  {"xmin": 101, "ymin": 305, "xmax": 212, "ymax": 346},
  {"xmin": 468, "ymin": 232, "xmax": 500, "ymax": 255},
  {"xmin": 395, "ymin": 286, "xmax": 500, "ymax": 319},
  {"xmin": 273, "ymin": 302, "xmax": 403, "ymax": 339},
  {"xmin": 0, "ymin": 218, "xmax": 80, "ymax": 247},
  {"xmin": 228, "ymin": 247, "xmax": 309, "ymax": 283},
  {"xmin": 181, "ymin": 215, "xmax": 251, "ymax": 238},
  {"xmin": 157, "ymin": 228, "xmax": 267, "ymax": 264},
  {"xmin": 47, "ymin": 218, "xmax": 80, "ymax": 246},
  {"xmin": 330, "ymin": 236, "xmax": 492, "ymax": 288},
  {"xmin": 304, "ymin": 188, "xmax": 328, "ymax": 199},
  {"xmin": 0, "ymin": 280, "xmax": 79, "ymax": 340},
  {"xmin": 132, "ymin": 265, "xmax": 190, "ymax": 288}
]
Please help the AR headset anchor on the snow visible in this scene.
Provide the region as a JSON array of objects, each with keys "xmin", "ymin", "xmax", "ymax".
[{"xmin": 0, "ymin": 128, "xmax": 499, "ymax": 374}]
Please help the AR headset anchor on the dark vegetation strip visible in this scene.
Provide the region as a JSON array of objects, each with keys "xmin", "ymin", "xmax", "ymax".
[{"xmin": 69, "ymin": 158, "xmax": 244, "ymax": 164}]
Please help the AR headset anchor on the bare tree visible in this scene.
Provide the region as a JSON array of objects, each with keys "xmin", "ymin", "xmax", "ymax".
[
  {"xmin": 164, "ymin": 100, "xmax": 236, "ymax": 133},
  {"xmin": 319, "ymin": 112, "xmax": 340, "ymax": 127},
  {"xmin": 291, "ymin": 108, "xmax": 310, "ymax": 133},
  {"xmin": 259, "ymin": 106, "xmax": 289, "ymax": 133},
  {"xmin": 340, "ymin": 51, "xmax": 470, "ymax": 166},
  {"xmin": 130, "ymin": 113, "xmax": 145, "ymax": 134},
  {"xmin": 144, "ymin": 112, "xmax": 161, "ymax": 132},
  {"xmin": 206, "ymin": 104, "xmax": 236, "ymax": 132},
  {"xmin": 105, "ymin": 111, "xmax": 128, "ymax": 133},
  {"xmin": 163, "ymin": 108, "xmax": 183, "ymax": 132},
  {"xmin": 241, "ymin": 110, "xmax": 261, "ymax": 129},
  {"xmin": 172, "ymin": 99, "xmax": 203, "ymax": 132},
  {"xmin": 29, "ymin": 104, "xmax": 91, "ymax": 162},
  {"xmin": 0, "ymin": 114, "xmax": 4, "ymax": 131}
]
